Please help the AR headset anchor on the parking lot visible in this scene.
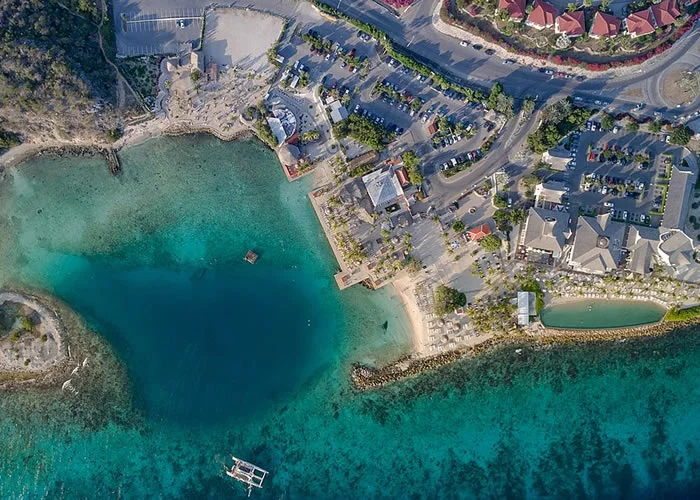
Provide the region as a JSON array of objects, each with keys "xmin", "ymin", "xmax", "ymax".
[
  {"xmin": 114, "ymin": 7, "xmax": 205, "ymax": 56},
  {"xmin": 284, "ymin": 22, "xmax": 489, "ymax": 172},
  {"xmin": 548, "ymin": 127, "xmax": 683, "ymax": 226}
]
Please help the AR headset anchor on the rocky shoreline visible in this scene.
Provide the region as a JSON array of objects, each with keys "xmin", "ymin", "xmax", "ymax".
[
  {"xmin": 350, "ymin": 318, "xmax": 700, "ymax": 390},
  {"xmin": 6, "ymin": 145, "xmax": 122, "ymax": 175}
]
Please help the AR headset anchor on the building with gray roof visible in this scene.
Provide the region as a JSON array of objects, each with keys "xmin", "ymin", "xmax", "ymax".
[
  {"xmin": 521, "ymin": 207, "xmax": 571, "ymax": 260},
  {"xmin": 657, "ymin": 229, "xmax": 700, "ymax": 282},
  {"xmin": 661, "ymin": 163, "xmax": 696, "ymax": 230},
  {"xmin": 625, "ymin": 225, "xmax": 659, "ymax": 275},
  {"xmin": 534, "ymin": 181, "xmax": 568, "ymax": 207},
  {"xmin": 569, "ymin": 214, "xmax": 626, "ymax": 274}
]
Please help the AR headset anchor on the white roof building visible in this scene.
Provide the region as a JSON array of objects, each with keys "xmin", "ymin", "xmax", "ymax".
[
  {"xmin": 329, "ymin": 100, "xmax": 348, "ymax": 124},
  {"xmin": 534, "ymin": 181, "xmax": 568, "ymax": 207},
  {"xmin": 362, "ymin": 167, "xmax": 405, "ymax": 210}
]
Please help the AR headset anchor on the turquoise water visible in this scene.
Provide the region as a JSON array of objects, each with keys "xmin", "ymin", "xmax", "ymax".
[
  {"xmin": 0, "ymin": 136, "xmax": 699, "ymax": 498},
  {"xmin": 541, "ymin": 299, "xmax": 667, "ymax": 329}
]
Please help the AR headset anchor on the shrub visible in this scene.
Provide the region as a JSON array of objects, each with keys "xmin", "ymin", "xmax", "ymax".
[
  {"xmin": 452, "ymin": 220, "xmax": 465, "ymax": 233},
  {"xmin": 479, "ymin": 234, "xmax": 502, "ymax": 252},
  {"xmin": 434, "ymin": 284, "xmax": 467, "ymax": 316}
]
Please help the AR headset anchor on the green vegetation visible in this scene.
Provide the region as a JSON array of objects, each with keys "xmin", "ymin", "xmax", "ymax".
[
  {"xmin": 401, "ymin": 150, "xmax": 423, "ymax": 185},
  {"xmin": 118, "ymin": 56, "xmax": 160, "ymax": 99},
  {"xmin": 493, "ymin": 193, "xmax": 508, "ymax": 209},
  {"xmin": 648, "ymin": 121, "xmax": 662, "ymax": 133},
  {"xmin": 434, "ymin": 285, "xmax": 467, "ymax": 316},
  {"xmin": 301, "ymin": 130, "xmax": 320, "ymax": 143},
  {"xmin": 190, "ymin": 69, "xmax": 202, "ymax": 83},
  {"xmin": 254, "ymin": 104, "xmax": 277, "ymax": 149},
  {"xmin": 669, "ymin": 125, "xmax": 693, "ymax": 146},
  {"xmin": 486, "ymin": 83, "xmax": 514, "ymax": 117},
  {"xmin": 665, "ymin": 304, "xmax": 700, "ymax": 321},
  {"xmin": 452, "ymin": 220, "xmax": 465, "ymax": 233},
  {"xmin": 521, "ymin": 97, "xmax": 536, "ymax": 118},
  {"xmin": 348, "ymin": 163, "xmax": 374, "ymax": 177},
  {"xmin": 526, "ymin": 99, "xmax": 593, "ymax": 153},
  {"xmin": 19, "ymin": 315, "xmax": 33, "ymax": 332},
  {"xmin": 479, "ymin": 233, "xmax": 502, "ymax": 252},
  {"xmin": 626, "ymin": 121, "xmax": 640, "ymax": 133},
  {"xmin": 493, "ymin": 208, "xmax": 527, "ymax": 232},
  {"xmin": 0, "ymin": 128, "xmax": 22, "ymax": 150},
  {"xmin": 600, "ymin": 113, "xmax": 615, "ymax": 131},
  {"xmin": 0, "ymin": 0, "xmax": 120, "ymax": 141},
  {"xmin": 332, "ymin": 114, "xmax": 387, "ymax": 151},
  {"xmin": 373, "ymin": 81, "xmax": 423, "ymax": 112}
]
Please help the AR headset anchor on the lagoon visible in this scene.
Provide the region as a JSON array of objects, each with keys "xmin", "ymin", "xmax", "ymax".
[
  {"xmin": 541, "ymin": 299, "xmax": 667, "ymax": 329},
  {"xmin": 1, "ymin": 136, "xmax": 699, "ymax": 497}
]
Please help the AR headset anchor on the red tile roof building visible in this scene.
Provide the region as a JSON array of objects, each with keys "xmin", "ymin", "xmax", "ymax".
[
  {"xmin": 626, "ymin": 8, "xmax": 656, "ymax": 37},
  {"xmin": 526, "ymin": 0, "xmax": 558, "ymax": 29},
  {"xmin": 590, "ymin": 11, "xmax": 621, "ymax": 38},
  {"xmin": 497, "ymin": 0, "xmax": 527, "ymax": 20},
  {"xmin": 650, "ymin": 0, "xmax": 681, "ymax": 27},
  {"xmin": 555, "ymin": 11, "xmax": 586, "ymax": 37},
  {"xmin": 395, "ymin": 167, "xmax": 410, "ymax": 188},
  {"xmin": 467, "ymin": 223, "xmax": 492, "ymax": 241}
]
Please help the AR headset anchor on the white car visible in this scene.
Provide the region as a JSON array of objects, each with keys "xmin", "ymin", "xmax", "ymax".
[
  {"xmin": 604, "ymin": 201, "xmax": 614, "ymax": 208},
  {"xmin": 460, "ymin": 40, "xmax": 469, "ymax": 47}
]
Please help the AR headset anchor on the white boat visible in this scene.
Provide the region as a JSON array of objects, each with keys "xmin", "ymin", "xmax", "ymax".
[{"xmin": 225, "ymin": 456, "xmax": 268, "ymax": 497}]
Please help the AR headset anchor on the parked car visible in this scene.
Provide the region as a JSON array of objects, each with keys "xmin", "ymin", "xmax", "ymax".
[{"xmin": 460, "ymin": 40, "xmax": 469, "ymax": 47}]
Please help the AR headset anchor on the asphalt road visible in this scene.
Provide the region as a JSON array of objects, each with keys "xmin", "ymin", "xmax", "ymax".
[
  {"xmin": 113, "ymin": 0, "xmax": 699, "ymax": 119},
  {"xmin": 333, "ymin": 0, "xmax": 700, "ymax": 117}
]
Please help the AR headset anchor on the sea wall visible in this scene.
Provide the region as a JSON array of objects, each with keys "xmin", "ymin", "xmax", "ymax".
[{"xmin": 350, "ymin": 317, "xmax": 700, "ymax": 390}]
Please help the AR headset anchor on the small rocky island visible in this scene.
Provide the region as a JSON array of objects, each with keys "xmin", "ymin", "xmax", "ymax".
[{"xmin": 0, "ymin": 291, "xmax": 65, "ymax": 376}]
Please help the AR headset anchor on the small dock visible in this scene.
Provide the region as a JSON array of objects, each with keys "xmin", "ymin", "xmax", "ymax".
[{"xmin": 244, "ymin": 250, "xmax": 258, "ymax": 264}]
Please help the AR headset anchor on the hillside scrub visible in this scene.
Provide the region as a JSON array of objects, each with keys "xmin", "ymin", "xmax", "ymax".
[{"xmin": 0, "ymin": 0, "xmax": 121, "ymax": 141}]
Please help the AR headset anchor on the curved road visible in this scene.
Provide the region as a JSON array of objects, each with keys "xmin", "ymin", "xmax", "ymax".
[{"xmin": 332, "ymin": 0, "xmax": 699, "ymax": 118}]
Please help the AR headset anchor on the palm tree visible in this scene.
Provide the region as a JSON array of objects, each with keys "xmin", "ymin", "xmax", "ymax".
[{"xmin": 567, "ymin": 2, "xmax": 577, "ymax": 11}]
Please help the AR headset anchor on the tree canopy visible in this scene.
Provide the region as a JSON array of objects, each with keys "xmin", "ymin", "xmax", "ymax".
[
  {"xmin": 526, "ymin": 99, "xmax": 591, "ymax": 153},
  {"xmin": 479, "ymin": 234, "xmax": 502, "ymax": 252},
  {"xmin": 333, "ymin": 114, "xmax": 387, "ymax": 151},
  {"xmin": 486, "ymin": 83, "xmax": 514, "ymax": 117},
  {"xmin": 434, "ymin": 285, "xmax": 467, "ymax": 316},
  {"xmin": 401, "ymin": 150, "xmax": 423, "ymax": 185},
  {"xmin": 669, "ymin": 125, "xmax": 693, "ymax": 146}
]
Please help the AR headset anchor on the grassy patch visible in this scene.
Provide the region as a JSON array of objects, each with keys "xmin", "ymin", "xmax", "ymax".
[{"xmin": 665, "ymin": 305, "xmax": 700, "ymax": 322}]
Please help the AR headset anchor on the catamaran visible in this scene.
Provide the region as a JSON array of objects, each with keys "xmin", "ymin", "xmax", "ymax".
[{"xmin": 225, "ymin": 456, "xmax": 268, "ymax": 497}]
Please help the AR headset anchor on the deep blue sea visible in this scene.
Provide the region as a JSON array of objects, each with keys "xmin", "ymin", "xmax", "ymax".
[{"xmin": 0, "ymin": 135, "xmax": 699, "ymax": 498}]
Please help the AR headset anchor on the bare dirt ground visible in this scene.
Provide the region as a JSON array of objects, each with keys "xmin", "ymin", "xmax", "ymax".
[
  {"xmin": 203, "ymin": 8, "xmax": 283, "ymax": 71},
  {"xmin": 662, "ymin": 68, "xmax": 699, "ymax": 107}
]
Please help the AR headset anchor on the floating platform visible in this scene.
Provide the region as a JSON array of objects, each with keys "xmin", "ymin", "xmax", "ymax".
[
  {"xmin": 244, "ymin": 251, "xmax": 258, "ymax": 264},
  {"xmin": 226, "ymin": 456, "xmax": 268, "ymax": 496}
]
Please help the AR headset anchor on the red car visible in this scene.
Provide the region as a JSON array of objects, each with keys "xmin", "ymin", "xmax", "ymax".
[{"xmin": 348, "ymin": 66, "xmax": 354, "ymax": 72}]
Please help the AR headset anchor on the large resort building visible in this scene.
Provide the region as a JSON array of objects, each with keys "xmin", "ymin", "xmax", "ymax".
[
  {"xmin": 520, "ymin": 207, "xmax": 571, "ymax": 263},
  {"xmin": 569, "ymin": 214, "xmax": 626, "ymax": 275}
]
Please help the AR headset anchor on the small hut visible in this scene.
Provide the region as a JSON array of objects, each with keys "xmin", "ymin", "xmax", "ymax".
[{"xmin": 244, "ymin": 251, "xmax": 259, "ymax": 264}]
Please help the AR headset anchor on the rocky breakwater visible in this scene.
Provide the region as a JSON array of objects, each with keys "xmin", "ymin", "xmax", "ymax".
[
  {"xmin": 351, "ymin": 317, "xmax": 700, "ymax": 390},
  {"xmin": 29, "ymin": 145, "xmax": 121, "ymax": 175},
  {"xmin": 539, "ymin": 317, "xmax": 700, "ymax": 343},
  {"xmin": 351, "ymin": 338, "xmax": 508, "ymax": 391}
]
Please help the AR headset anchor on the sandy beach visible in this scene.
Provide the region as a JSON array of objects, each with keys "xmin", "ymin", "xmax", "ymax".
[{"xmin": 392, "ymin": 275, "xmax": 429, "ymax": 355}]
